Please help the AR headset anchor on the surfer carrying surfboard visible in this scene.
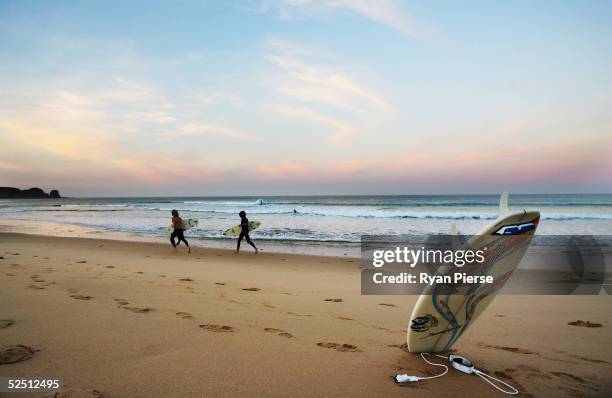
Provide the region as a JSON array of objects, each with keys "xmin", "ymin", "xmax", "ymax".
[
  {"xmin": 170, "ymin": 209, "xmax": 191, "ymax": 253},
  {"xmin": 236, "ymin": 211, "xmax": 258, "ymax": 254}
]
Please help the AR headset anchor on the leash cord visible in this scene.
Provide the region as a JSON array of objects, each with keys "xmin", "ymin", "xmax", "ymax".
[
  {"xmin": 473, "ymin": 369, "xmax": 519, "ymax": 395},
  {"xmin": 394, "ymin": 353, "xmax": 520, "ymax": 395},
  {"xmin": 418, "ymin": 353, "xmax": 449, "ymax": 379}
]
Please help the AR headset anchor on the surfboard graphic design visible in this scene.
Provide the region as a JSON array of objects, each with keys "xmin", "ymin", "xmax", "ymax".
[{"xmin": 407, "ymin": 193, "xmax": 540, "ymax": 353}]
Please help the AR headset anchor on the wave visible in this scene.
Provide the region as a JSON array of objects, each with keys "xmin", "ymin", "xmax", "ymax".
[
  {"xmin": 3, "ymin": 205, "xmax": 611, "ymax": 220},
  {"xmin": 181, "ymin": 198, "xmax": 266, "ymax": 206},
  {"xmin": 120, "ymin": 206, "xmax": 612, "ymax": 221},
  {"xmin": 0, "ymin": 208, "xmax": 130, "ymax": 213}
]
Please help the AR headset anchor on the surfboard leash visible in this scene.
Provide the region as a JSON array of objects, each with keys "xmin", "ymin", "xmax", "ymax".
[{"xmin": 394, "ymin": 353, "xmax": 519, "ymax": 395}]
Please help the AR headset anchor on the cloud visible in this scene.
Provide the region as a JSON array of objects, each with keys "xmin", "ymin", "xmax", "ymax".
[
  {"xmin": 111, "ymin": 156, "xmax": 214, "ymax": 184},
  {"xmin": 257, "ymin": 161, "xmax": 310, "ymax": 179},
  {"xmin": 0, "ymin": 116, "xmax": 118, "ymax": 161},
  {"xmin": 169, "ymin": 123, "xmax": 251, "ymax": 140},
  {"xmin": 267, "ymin": 52, "xmax": 386, "ymax": 110},
  {"xmin": 265, "ymin": 39, "xmax": 387, "ymax": 142},
  {"xmin": 267, "ymin": 103, "xmax": 353, "ymax": 142},
  {"xmin": 258, "ymin": 0, "xmax": 415, "ymax": 36}
]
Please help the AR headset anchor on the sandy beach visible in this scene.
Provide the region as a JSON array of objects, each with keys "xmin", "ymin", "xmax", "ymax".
[
  {"xmin": 2, "ymin": 0, "xmax": 611, "ymax": 395},
  {"xmin": 1, "ymin": 232, "xmax": 611, "ymax": 397}
]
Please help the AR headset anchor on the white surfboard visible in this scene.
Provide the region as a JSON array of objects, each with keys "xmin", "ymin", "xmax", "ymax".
[
  {"xmin": 407, "ymin": 193, "xmax": 540, "ymax": 353},
  {"xmin": 166, "ymin": 218, "xmax": 199, "ymax": 235}
]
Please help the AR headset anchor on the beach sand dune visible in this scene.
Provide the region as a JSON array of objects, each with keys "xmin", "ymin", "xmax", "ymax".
[{"xmin": 1, "ymin": 233, "xmax": 611, "ymax": 397}]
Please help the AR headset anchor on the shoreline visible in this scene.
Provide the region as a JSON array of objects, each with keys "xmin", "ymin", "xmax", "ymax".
[{"xmin": 0, "ymin": 219, "xmax": 362, "ymax": 258}]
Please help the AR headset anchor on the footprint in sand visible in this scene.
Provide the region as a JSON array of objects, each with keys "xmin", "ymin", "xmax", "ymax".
[
  {"xmin": 264, "ymin": 328, "xmax": 293, "ymax": 338},
  {"xmin": 0, "ymin": 345, "xmax": 36, "ymax": 364},
  {"xmin": 5, "ymin": 273, "xmax": 15, "ymax": 276},
  {"xmin": 215, "ymin": 282, "xmax": 226, "ymax": 285},
  {"xmin": 105, "ymin": 266, "xmax": 115, "ymax": 269},
  {"xmin": 324, "ymin": 298, "xmax": 343, "ymax": 302},
  {"xmin": 122, "ymin": 306, "xmax": 153, "ymax": 313},
  {"xmin": 176, "ymin": 312, "xmax": 194, "ymax": 320},
  {"xmin": 114, "ymin": 298, "xmax": 129, "ymax": 305},
  {"xmin": 179, "ymin": 278, "xmax": 194, "ymax": 282},
  {"xmin": 242, "ymin": 287, "xmax": 260, "ymax": 291},
  {"xmin": 76, "ymin": 260, "xmax": 87, "ymax": 264},
  {"xmin": 135, "ymin": 271, "xmax": 143, "ymax": 274},
  {"xmin": 262, "ymin": 302, "xmax": 276, "ymax": 309},
  {"xmin": 199, "ymin": 324, "xmax": 234, "ymax": 332},
  {"xmin": 378, "ymin": 303, "xmax": 396, "ymax": 307},
  {"xmin": 550, "ymin": 371, "xmax": 588, "ymax": 384},
  {"xmin": 286, "ymin": 312, "xmax": 312, "ymax": 317},
  {"xmin": 548, "ymin": 371, "xmax": 599, "ymax": 395},
  {"xmin": 568, "ymin": 320, "xmax": 602, "ymax": 327},
  {"xmin": 567, "ymin": 354, "xmax": 612, "ymax": 365},
  {"xmin": 68, "ymin": 288, "xmax": 79, "ymax": 294},
  {"xmin": 388, "ymin": 343, "xmax": 410, "ymax": 352},
  {"xmin": 43, "ymin": 388, "xmax": 105, "ymax": 397},
  {"xmin": 70, "ymin": 294, "xmax": 93, "ymax": 301},
  {"xmin": 316, "ymin": 342, "xmax": 360, "ymax": 352},
  {"xmin": 493, "ymin": 369, "xmax": 519, "ymax": 381},
  {"xmin": 27, "ymin": 284, "xmax": 45, "ymax": 290},
  {"xmin": 478, "ymin": 343, "xmax": 536, "ymax": 355},
  {"xmin": 0, "ymin": 319, "xmax": 14, "ymax": 328},
  {"xmin": 371, "ymin": 325, "xmax": 392, "ymax": 332},
  {"xmin": 336, "ymin": 316, "xmax": 353, "ymax": 321}
]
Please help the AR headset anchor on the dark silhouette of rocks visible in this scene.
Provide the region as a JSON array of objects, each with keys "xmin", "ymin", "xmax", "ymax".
[{"xmin": 0, "ymin": 187, "xmax": 61, "ymax": 199}]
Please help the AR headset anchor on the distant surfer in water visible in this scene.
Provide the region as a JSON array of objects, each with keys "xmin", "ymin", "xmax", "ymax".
[
  {"xmin": 170, "ymin": 209, "xmax": 190, "ymax": 253},
  {"xmin": 237, "ymin": 210, "xmax": 258, "ymax": 254}
]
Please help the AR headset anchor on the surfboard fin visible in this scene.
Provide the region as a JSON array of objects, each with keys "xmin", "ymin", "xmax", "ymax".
[
  {"xmin": 449, "ymin": 223, "xmax": 461, "ymax": 250},
  {"xmin": 498, "ymin": 191, "xmax": 509, "ymax": 215}
]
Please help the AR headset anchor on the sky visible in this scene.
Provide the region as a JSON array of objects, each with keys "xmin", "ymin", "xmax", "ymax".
[{"xmin": 0, "ymin": 0, "xmax": 611, "ymax": 196}]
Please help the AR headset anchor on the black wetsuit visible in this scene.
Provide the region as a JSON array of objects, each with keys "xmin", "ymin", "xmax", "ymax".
[
  {"xmin": 237, "ymin": 217, "xmax": 257, "ymax": 251},
  {"xmin": 170, "ymin": 218, "xmax": 189, "ymax": 247}
]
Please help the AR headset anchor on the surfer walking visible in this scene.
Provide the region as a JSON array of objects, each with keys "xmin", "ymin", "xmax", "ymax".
[
  {"xmin": 170, "ymin": 209, "xmax": 191, "ymax": 253},
  {"xmin": 236, "ymin": 210, "xmax": 258, "ymax": 254}
]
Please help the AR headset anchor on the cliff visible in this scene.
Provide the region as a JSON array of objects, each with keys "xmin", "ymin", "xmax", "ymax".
[{"xmin": 0, "ymin": 187, "xmax": 62, "ymax": 199}]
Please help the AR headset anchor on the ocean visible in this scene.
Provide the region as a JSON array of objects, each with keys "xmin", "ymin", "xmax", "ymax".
[{"xmin": 1, "ymin": 194, "xmax": 611, "ymax": 251}]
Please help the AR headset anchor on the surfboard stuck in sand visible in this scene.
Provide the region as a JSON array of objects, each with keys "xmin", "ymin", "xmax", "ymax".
[
  {"xmin": 223, "ymin": 221, "xmax": 261, "ymax": 237},
  {"xmin": 407, "ymin": 192, "xmax": 540, "ymax": 353}
]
